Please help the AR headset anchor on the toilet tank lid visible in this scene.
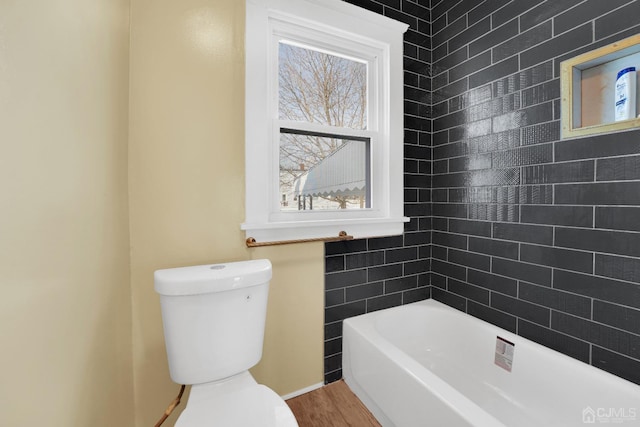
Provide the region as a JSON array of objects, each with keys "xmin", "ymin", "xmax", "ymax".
[{"xmin": 154, "ymin": 259, "xmax": 272, "ymax": 296}]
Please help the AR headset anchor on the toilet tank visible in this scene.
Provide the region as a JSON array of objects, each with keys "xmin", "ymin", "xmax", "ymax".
[{"xmin": 154, "ymin": 259, "xmax": 271, "ymax": 385}]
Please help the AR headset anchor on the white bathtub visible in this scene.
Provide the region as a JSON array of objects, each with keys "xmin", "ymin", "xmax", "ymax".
[{"xmin": 342, "ymin": 299, "xmax": 640, "ymax": 427}]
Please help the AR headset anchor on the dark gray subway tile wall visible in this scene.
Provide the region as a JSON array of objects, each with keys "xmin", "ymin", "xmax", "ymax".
[
  {"xmin": 324, "ymin": 0, "xmax": 432, "ymax": 383},
  {"xmin": 324, "ymin": 0, "xmax": 640, "ymax": 386},
  {"xmin": 431, "ymin": 0, "xmax": 640, "ymax": 386}
]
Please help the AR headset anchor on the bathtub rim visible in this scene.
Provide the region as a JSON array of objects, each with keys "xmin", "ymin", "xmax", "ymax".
[
  {"xmin": 342, "ymin": 298, "xmax": 640, "ymax": 427},
  {"xmin": 343, "ymin": 299, "xmax": 507, "ymax": 427}
]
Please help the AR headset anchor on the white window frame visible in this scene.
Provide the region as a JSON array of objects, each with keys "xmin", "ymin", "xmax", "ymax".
[{"xmin": 243, "ymin": 0, "xmax": 409, "ymax": 243}]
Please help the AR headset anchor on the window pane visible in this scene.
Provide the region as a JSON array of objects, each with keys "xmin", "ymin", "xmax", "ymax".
[
  {"xmin": 279, "ymin": 42, "xmax": 367, "ymax": 130},
  {"xmin": 279, "ymin": 132, "xmax": 370, "ymax": 211}
]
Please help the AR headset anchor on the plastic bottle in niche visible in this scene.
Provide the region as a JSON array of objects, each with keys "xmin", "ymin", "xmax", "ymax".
[{"xmin": 614, "ymin": 67, "xmax": 636, "ymax": 121}]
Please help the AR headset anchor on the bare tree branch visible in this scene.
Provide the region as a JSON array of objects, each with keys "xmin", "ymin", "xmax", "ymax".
[{"xmin": 278, "ymin": 43, "xmax": 367, "ymax": 209}]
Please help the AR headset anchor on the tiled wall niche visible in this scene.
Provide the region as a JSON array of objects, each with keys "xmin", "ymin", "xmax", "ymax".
[{"xmin": 324, "ymin": 0, "xmax": 640, "ymax": 386}]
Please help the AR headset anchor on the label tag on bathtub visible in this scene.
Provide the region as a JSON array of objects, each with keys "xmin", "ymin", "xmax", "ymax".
[{"xmin": 495, "ymin": 336, "xmax": 515, "ymax": 372}]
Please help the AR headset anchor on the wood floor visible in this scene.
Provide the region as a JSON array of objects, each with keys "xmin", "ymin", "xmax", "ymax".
[{"xmin": 286, "ymin": 380, "xmax": 381, "ymax": 427}]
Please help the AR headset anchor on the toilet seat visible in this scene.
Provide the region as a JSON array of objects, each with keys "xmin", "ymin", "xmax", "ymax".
[{"xmin": 175, "ymin": 373, "xmax": 298, "ymax": 427}]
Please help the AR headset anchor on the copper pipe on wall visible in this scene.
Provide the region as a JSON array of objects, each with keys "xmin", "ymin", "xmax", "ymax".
[{"xmin": 246, "ymin": 231, "xmax": 353, "ymax": 247}]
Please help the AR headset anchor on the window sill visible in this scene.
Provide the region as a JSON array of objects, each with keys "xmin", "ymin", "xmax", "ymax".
[{"xmin": 241, "ymin": 216, "xmax": 410, "ymax": 244}]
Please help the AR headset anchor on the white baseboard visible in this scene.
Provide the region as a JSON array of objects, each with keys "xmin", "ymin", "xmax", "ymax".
[{"xmin": 281, "ymin": 382, "xmax": 325, "ymax": 400}]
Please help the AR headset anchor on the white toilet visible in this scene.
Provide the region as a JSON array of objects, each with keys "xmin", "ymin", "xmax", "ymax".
[{"xmin": 154, "ymin": 259, "xmax": 299, "ymax": 427}]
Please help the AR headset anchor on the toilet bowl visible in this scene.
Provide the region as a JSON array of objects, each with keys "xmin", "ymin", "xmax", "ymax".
[
  {"xmin": 175, "ymin": 372, "xmax": 298, "ymax": 427},
  {"xmin": 154, "ymin": 260, "xmax": 299, "ymax": 427}
]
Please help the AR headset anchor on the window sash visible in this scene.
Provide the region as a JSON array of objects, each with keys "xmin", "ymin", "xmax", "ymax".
[
  {"xmin": 270, "ymin": 121, "xmax": 381, "ymax": 222},
  {"xmin": 277, "ymin": 40, "xmax": 370, "ymax": 131},
  {"xmin": 278, "ymin": 127, "xmax": 372, "ymax": 211},
  {"xmin": 271, "ymin": 25, "xmax": 381, "ymax": 217},
  {"xmin": 271, "ymin": 19, "xmax": 381, "ymax": 132},
  {"xmin": 275, "ymin": 120, "xmax": 376, "ymax": 140}
]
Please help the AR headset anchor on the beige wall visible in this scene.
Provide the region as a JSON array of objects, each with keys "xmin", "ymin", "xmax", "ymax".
[
  {"xmin": 128, "ymin": 0, "xmax": 324, "ymax": 425},
  {"xmin": 0, "ymin": 1, "xmax": 322, "ymax": 424},
  {"xmin": 0, "ymin": 1, "xmax": 134, "ymax": 426}
]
